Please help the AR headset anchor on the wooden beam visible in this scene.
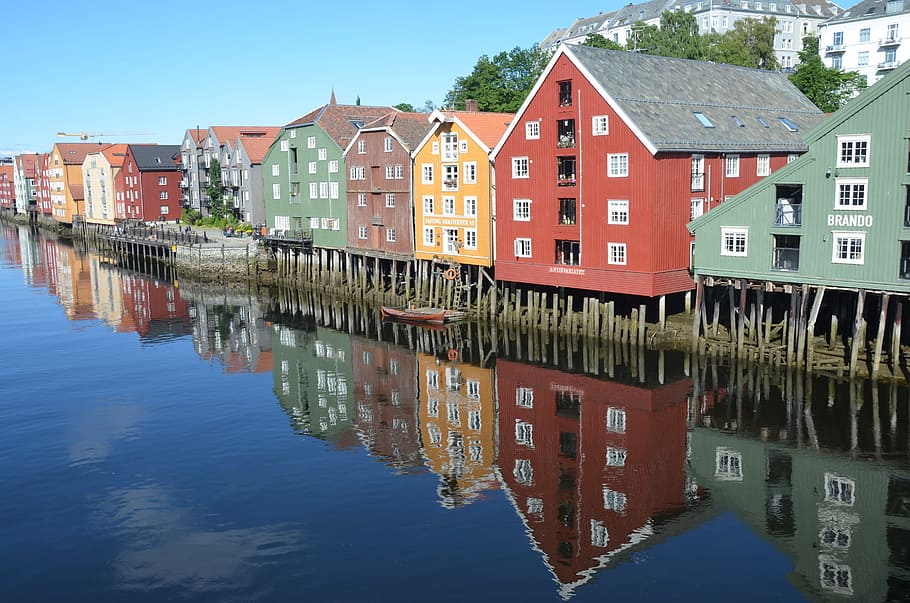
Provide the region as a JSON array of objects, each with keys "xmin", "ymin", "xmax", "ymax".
[
  {"xmin": 872, "ymin": 293, "xmax": 890, "ymax": 380},
  {"xmin": 849, "ymin": 290, "xmax": 866, "ymax": 379},
  {"xmin": 692, "ymin": 275, "xmax": 704, "ymax": 354},
  {"xmin": 806, "ymin": 286, "xmax": 826, "ymax": 372}
]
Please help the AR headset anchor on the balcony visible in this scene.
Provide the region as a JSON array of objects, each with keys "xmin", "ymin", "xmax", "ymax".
[
  {"xmin": 774, "ymin": 201, "xmax": 802, "ymax": 227},
  {"xmin": 879, "ymin": 35, "xmax": 902, "ymax": 47},
  {"xmin": 878, "ymin": 60, "xmax": 901, "ymax": 70},
  {"xmin": 772, "ymin": 247, "xmax": 800, "ymax": 271},
  {"xmin": 825, "ymin": 44, "xmax": 846, "ymax": 53}
]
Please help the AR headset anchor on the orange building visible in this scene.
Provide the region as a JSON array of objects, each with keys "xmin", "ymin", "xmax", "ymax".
[
  {"xmin": 48, "ymin": 143, "xmax": 101, "ymax": 224},
  {"xmin": 411, "ymin": 109, "xmax": 513, "ymax": 273},
  {"xmin": 416, "ymin": 350, "xmax": 498, "ymax": 507}
]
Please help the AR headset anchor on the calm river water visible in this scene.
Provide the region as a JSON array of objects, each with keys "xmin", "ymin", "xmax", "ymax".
[{"xmin": 2, "ymin": 222, "xmax": 910, "ymax": 602}]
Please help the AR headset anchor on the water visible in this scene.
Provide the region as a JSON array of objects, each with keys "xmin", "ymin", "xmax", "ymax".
[{"xmin": 1, "ymin": 222, "xmax": 908, "ymax": 602}]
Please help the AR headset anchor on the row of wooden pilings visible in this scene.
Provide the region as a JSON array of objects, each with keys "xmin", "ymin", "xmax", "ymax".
[{"xmin": 692, "ymin": 275, "xmax": 907, "ymax": 381}]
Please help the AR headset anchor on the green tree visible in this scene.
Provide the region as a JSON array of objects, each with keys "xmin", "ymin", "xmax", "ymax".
[
  {"xmin": 789, "ymin": 36, "xmax": 866, "ymax": 112},
  {"xmin": 704, "ymin": 17, "xmax": 779, "ymax": 69},
  {"xmin": 444, "ymin": 45, "xmax": 550, "ymax": 112},
  {"xmin": 206, "ymin": 157, "xmax": 225, "ymax": 219},
  {"xmin": 582, "ymin": 33, "xmax": 625, "ymax": 50},
  {"xmin": 394, "ymin": 102, "xmax": 415, "ymax": 112}
]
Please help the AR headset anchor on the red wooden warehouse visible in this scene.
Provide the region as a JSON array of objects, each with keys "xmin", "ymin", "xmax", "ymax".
[
  {"xmin": 491, "ymin": 45, "xmax": 824, "ymax": 298},
  {"xmin": 116, "ymin": 145, "xmax": 182, "ymax": 223}
]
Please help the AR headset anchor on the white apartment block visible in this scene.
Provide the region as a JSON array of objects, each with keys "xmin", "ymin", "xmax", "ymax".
[{"xmin": 818, "ymin": 0, "xmax": 910, "ymax": 86}]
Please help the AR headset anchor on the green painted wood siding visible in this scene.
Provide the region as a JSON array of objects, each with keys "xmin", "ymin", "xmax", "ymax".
[{"xmin": 262, "ymin": 126, "xmax": 347, "ymax": 249}]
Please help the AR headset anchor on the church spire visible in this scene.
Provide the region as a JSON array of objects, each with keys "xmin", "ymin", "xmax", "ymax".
[{"xmin": 330, "ymin": 88, "xmax": 337, "ymax": 105}]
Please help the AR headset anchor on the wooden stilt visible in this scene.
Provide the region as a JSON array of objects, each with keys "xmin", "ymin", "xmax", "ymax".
[
  {"xmin": 849, "ymin": 290, "xmax": 866, "ymax": 379},
  {"xmin": 872, "ymin": 293, "xmax": 890, "ymax": 380},
  {"xmin": 805, "ymin": 286, "xmax": 825, "ymax": 372},
  {"xmin": 892, "ymin": 300, "xmax": 903, "ymax": 378},
  {"xmin": 692, "ymin": 276, "xmax": 704, "ymax": 354}
]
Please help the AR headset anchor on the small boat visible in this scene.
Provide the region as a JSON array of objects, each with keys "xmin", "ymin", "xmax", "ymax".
[{"xmin": 380, "ymin": 306, "xmax": 464, "ymax": 324}]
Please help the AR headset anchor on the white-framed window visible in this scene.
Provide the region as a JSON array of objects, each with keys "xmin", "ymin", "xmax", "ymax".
[
  {"xmin": 725, "ymin": 154, "xmax": 740, "ymax": 177},
  {"xmin": 464, "ymin": 196, "xmax": 477, "ymax": 216},
  {"xmin": 308, "ymin": 136, "xmax": 316, "ymax": 149},
  {"xmin": 463, "ymin": 161, "xmax": 477, "ymax": 184},
  {"xmin": 310, "ymin": 217, "xmax": 320, "ymax": 229},
  {"xmin": 525, "ymin": 121, "xmax": 540, "ymax": 139},
  {"xmin": 512, "ymin": 157, "xmax": 529, "ymax": 179},
  {"xmin": 513, "ymin": 198, "xmax": 531, "ymax": 221},
  {"xmin": 691, "ymin": 154, "xmax": 705, "ymax": 191},
  {"xmin": 309, "ymin": 182, "xmax": 318, "ymax": 199},
  {"xmin": 837, "ymin": 135, "xmax": 870, "ymax": 168},
  {"xmin": 515, "ymin": 420, "xmax": 534, "ymax": 447},
  {"xmin": 384, "ymin": 137, "xmax": 393, "ymax": 152},
  {"xmin": 159, "ymin": 205, "xmax": 169, "ymax": 214},
  {"xmin": 329, "ymin": 181, "xmax": 339, "ymax": 199},
  {"xmin": 272, "ymin": 183, "xmax": 281, "ymax": 199},
  {"xmin": 431, "ymin": 141, "xmax": 439, "ymax": 155},
  {"xmin": 385, "ymin": 165, "xmax": 394, "ymax": 179},
  {"xmin": 606, "ymin": 447, "xmax": 627, "ymax": 467},
  {"xmin": 350, "ymin": 166, "xmax": 365, "ymax": 180},
  {"xmin": 608, "ymin": 200, "xmax": 629, "ymax": 224},
  {"xmin": 394, "ymin": 165, "xmax": 404, "ymax": 179},
  {"xmin": 603, "ymin": 488, "xmax": 627, "ymax": 513},
  {"xmin": 787, "ymin": 153, "xmax": 798, "ymax": 164},
  {"xmin": 442, "ymin": 132, "xmax": 458, "ymax": 161},
  {"xmin": 159, "ymin": 191, "xmax": 168, "ymax": 200},
  {"xmin": 592, "ymin": 115, "xmax": 609, "ymax": 135},
  {"xmin": 608, "ymin": 153, "xmax": 628, "ymax": 177},
  {"xmin": 691, "ymin": 198, "xmax": 705, "ymax": 220},
  {"xmin": 516, "ymin": 387, "xmax": 534, "ymax": 407},
  {"xmin": 721, "ymin": 227, "xmax": 748, "ymax": 256},
  {"xmin": 423, "ymin": 196, "xmax": 434, "ymax": 214},
  {"xmin": 317, "ymin": 148, "xmax": 327, "ymax": 161},
  {"xmin": 426, "ymin": 369, "xmax": 439, "ymax": 391},
  {"xmin": 835, "ymin": 178, "xmax": 867, "ymax": 210},
  {"xmin": 357, "ymin": 139, "xmax": 365, "ymax": 154},
  {"xmin": 319, "ymin": 182, "xmax": 328, "ymax": 199},
  {"xmin": 421, "ymin": 163, "xmax": 433, "ymax": 184},
  {"xmin": 824, "ymin": 473, "xmax": 856, "ymax": 505},
  {"xmin": 443, "ymin": 196, "xmax": 455, "ymax": 216},
  {"xmin": 858, "ymin": 51, "xmax": 869, "ymax": 66},
  {"xmin": 385, "ymin": 193, "xmax": 395, "ymax": 208},
  {"xmin": 514, "ymin": 459, "xmax": 533, "ymax": 485},
  {"xmin": 443, "ymin": 164, "xmax": 459, "ymax": 189},
  {"xmin": 464, "ymin": 229, "xmax": 477, "ymax": 250},
  {"xmin": 423, "ymin": 227, "xmax": 435, "ymax": 245},
  {"xmin": 715, "ymin": 447, "xmax": 743, "ymax": 480},
  {"xmin": 358, "ymin": 226, "xmax": 367, "ymax": 239},
  {"xmin": 832, "ymin": 232, "xmax": 865, "ymax": 265},
  {"xmin": 757, "ymin": 154, "xmax": 771, "ymax": 176},
  {"xmin": 386, "ymin": 228, "xmax": 396, "ymax": 242},
  {"xmin": 158, "ymin": 176, "xmax": 167, "ymax": 185},
  {"xmin": 820, "ymin": 557, "xmax": 853, "ymax": 595},
  {"xmin": 328, "ymin": 160, "xmax": 338, "ymax": 173},
  {"xmin": 608, "ymin": 243, "xmax": 626, "ymax": 265},
  {"xmin": 271, "ymin": 164, "xmax": 280, "ymax": 176},
  {"xmin": 515, "ymin": 238, "xmax": 532, "ymax": 257},
  {"xmin": 607, "ymin": 407, "xmax": 626, "ymax": 433},
  {"xmin": 459, "ymin": 140, "xmax": 468, "ymax": 153},
  {"xmin": 280, "ymin": 140, "xmax": 289, "ymax": 152},
  {"xmin": 308, "ymin": 161, "xmax": 317, "ymax": 174}
]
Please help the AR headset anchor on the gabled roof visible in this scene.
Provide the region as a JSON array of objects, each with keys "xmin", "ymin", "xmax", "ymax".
[
  {"xmin": 347, "ymin": 111, "xmax": 434, "ymax": 155},
  {"xmin": 285, "ymin": 103, "xmax": 397, "ymax": 149},
  {"xmin": 495, "ymin": 45, "xmax": 823, "ymax": 157},
  {"xmin": 209, "ymin": 126, "xmax": 281, "ymax": 147},
  {"xmin": 606, "ymin": 0, "xmax": 672, "ymax": 28},
  {"xmin": 54, "ymin": 143, "xmax": 103, "ymax": 165},
  {"xmin": 414, "ymin": 110, "xmax": 515, "ymax": 158},
  {"xmin": 130, "ymin": 144, "xmax": 180, "ymax": 171},
  {"xmin": 826, "ymin": 0, "xmax": 909, "ymax": 23},
  {"xmin": 235, "ymin": 135, "xmax": 279, "ymax": 165},
  {"xmin": 99, "ymin": 144, "xmax": 131, "ymax": 167}
]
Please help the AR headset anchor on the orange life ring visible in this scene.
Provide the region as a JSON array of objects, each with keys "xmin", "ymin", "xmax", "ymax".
[
  {"xmin": 444, "ymin": 268, "xmax": 458, "ymax": 280},
  {"xmin": 447, "ymin": 349, "xmax": 459, "ymax": 361}
]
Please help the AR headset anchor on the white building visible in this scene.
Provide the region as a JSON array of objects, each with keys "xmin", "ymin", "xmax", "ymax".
[{"xmin": 818, "ymin": 0, "xmax": 910, "ymax": 86}]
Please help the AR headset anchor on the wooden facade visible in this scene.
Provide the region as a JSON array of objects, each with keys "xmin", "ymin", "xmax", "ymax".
[
  {"xmin": 492, "ymin": 45, "xmax": 823, "ymax": 298},
  {"xmin": 117, "ymin": 145, "xmax": 182, "ymax": 223},
  {"xmin": 48, "ymin": 143, "xmax": 96, "ymax": 224},
  {"xmin": 83, "ymin": 144, "xmax": 129, "ymax": 226}
]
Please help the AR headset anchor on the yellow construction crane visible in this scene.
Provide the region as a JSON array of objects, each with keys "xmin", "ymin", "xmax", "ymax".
[{"xmin": 57, "ymin": 131, "xmax": 153, "ymax": 142}]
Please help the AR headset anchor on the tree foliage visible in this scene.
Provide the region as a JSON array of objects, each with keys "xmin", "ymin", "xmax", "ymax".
[
  {"xmin": 581, "ymin": 33, "xmax": 624, "ymax": 51},
  {"xmin": 206, "ymin": 157, "xmax": 225, "ymax": 219},
  {"xmin": 788, "ymin": 36, "xmax": 867, "ymax": 112},
  {"xmin": 633, "ymin": 11, "xmax": 704, "ymax": 59},
  {"xmin": 444, "ymin": 46, "xmax": 550, "ymax": 112},
  {"xmin": 704, "ymin": 17, "xmax": 779, "ymax": 69}
]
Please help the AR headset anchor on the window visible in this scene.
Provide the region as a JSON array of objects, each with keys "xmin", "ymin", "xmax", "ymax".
[
  {"xmin": 606, "ymin": 447, "xmax": 626, "ymax": 467},
  {"xmin": 443, "ymin": 196, "xmax": 455, "ymax": 216},
  {"xmin": 691, "ymin": 154, "xmax": 705, "ymax": 191},
  {"xmin": 778, "ymin": 117, "xmax": 799, "ymax": 132},
  {"xmin": 558, "ymin": 80, "xmax": 572, "ymax": 106},
  {"xmin": 319, "ymin": 182, "xmax": 328, "ymax": 199},
  {"xmin": 515, "ymin": 421, "xmax": 534, "ymax": 447},
  {"xmin": 394, "ymin": 165, "xmax": 404, "ymax": 179},
  {"xmin": 525, "ymin": 121, "xmax": 540, "ymax": 139},
  {"xmin": 515, "ymin": 238, "xmax": 532, "ymax": 257},
  {"xmin": 357, "ymin": 140, "xmax": 366, "ymax": 154},
  {"xmin": 464, "ymin": 196, "xmax": 477, "ymax": 216},
  {"xmin": 308, "ymin": 136, "xmax": 316, "ymax": 149},
  {"xmin": 442, "ymin": 133, "xmax": 458, "ymax": 161},
  {"xmin": 831, "ymin": 55, "xmax": 842, "ymax": 70},
  {"xmin": 514, "ymin": 459, "xmax": 533, "ymax": 485},
  {"xmin": 691, "ymin": 198, "xmax": 705, "ymax": 220},
  {"xmin": 308, "ymin": 161, "xmax": 317, "ymax": 174},
  {"xmin": 358, "ymin": 226, "xmax": 367, "ymax": 239},
  {"xmin": 837, "ymin": 135, "xmax": 870, "ymax": 167},
  {"xmin": 693, "ymin": 112, "xmax": 714, "ymax": 128},
  {"xmin": 158, "ymin": 176, "xmax": 167, "ymax": 185},
  {"xmin": 607, "ymin": 407, "xmax": 626, "ymax": 433},
  {"xmin": 159, "ymin": 205, "xmax": 169, "ymax": 214},
  {"xmin": 318, "ymin": 148, "xmax": 327, "ymax": 160},
  {"xmin": 271, "ymin": 164, "xmax": 280, "ymax": 177},
  {"xmin": 559, "ymin": 198, "xmax": 576, "ymax": 225},
  {"xmin": 857, "ymin": 51, "xmax": 869, "ymax": 66},
  {"xmin": 385, "ymin": 193, "xmax": 395, "ymax": 208},
  {"xmin": 608, "ymin": 200, "xmax": 629, "ymax": 224},
  {"xmin": 715, "ymin": 447, "xmax": 743, "ymax": 480},
  {"xmin": 725, "ymin": 155, "xmax": 740, "ymax": 177},
  {"xmin": 423, "ymin": 196, "xmax": 434, "ymax": 214},
  {"xmin": 464, "ymin": 229, "xmax": 477, "ymax": 249},
  {"xmin": 423, "ymin": 227, "xmax": 435, "ymax": 245},
  {"xmin": 608, "ymin": 243, "xmax": 626, "ymax": 265},
  {"xmin": 463, "ymin": 161, "xmax": 477, "ymax": 184},
  {"xmin": 832, "ymin": 232, "xmax": 865, "ymax": 264},
  {"xmin": 309, "ymin": 182, "xmax": 318, "ymax": 199},
  {"xmin": 272, "ymin": 183, "xmax": 281, "ymax": 199},
  {"xmin": 824, "ymin": 473, "xmax": 856, "ymax": 505},
  {"xmin": 556, "ymin": 240, "xmax": 580, "ymax": 265},
  {"xmin": 858, "ymin": 27, "xmax": 870, "ymax": 42},
  {"xmin": 357, "ymin": 193, "xmax": 366, "ymax": 207},
  {"xmin": 459, "ymin": 140, "xmax": 468, "ymax": 153},
  {"xmin": 787, "ymin": 153, "xmax": 798, "ymax": 164},
  {"xmin": 606, "ymin": 153, "xmax": 628, "ymax": 177},
  {"xmin": 835, "ymin": 178, "xmax": 867, "ymax": 209},
  {"xmin": 443, "ymin": 164, "xmax": 458, "ymax": 189},
  {"xmin": 757, "ymin": 154, "xmax": 771, "ymax": 176},
  {"xmin": 385, "ymin": 165, "xmax": 394, "ymax": 179},
  {"xmin": 386, "ymin": 228, "xmax": 396, "ymax": 242},
  {"xmin": 350, "ymin": 166, "xmax": 365, "ymax": 180},
  {"xmin": 280, "ymin": 140, "xmax": 289, "ymax": 152},
  {"xmin": 592, "ymin": 115, "xmax": 609, "ymax": 135},
  {"xmin": 516, "ymin": 387, "xmax": 534, "ymax": 408},
  {"xmin": 384, "ymin": 137, "xmax": 393, "ymax": 152},
  {"xmin": 431, "ymin": 141, "xmax": 439, "ymax": 155},
  {"xmin": 820, "ymin": 559, "xmax": 853, "ymax": 595},
  {"xmin": 512, "ymin": 157, "xmax": 529, "ymax": 178},
  {"xmin": 159, "ymin": 191, "xmax": 168, "ymax": 200},
  {"xmin": 329, "ymin": 160, "xmax": 338, "ymax": 173},
  {"xmin": 602, "ymin": 488, "xmax": 627, "ymax": 513},
  {"xmin": 513, "ymin": 198, "xmax": 531, "ymax": 221},
  {"xmin": 721, "ymin": 227, "xmax": 748, "ymax": 256},
  {"xmin": 421, "ymin": 164, "xmax": 433, "ymax": 184}
]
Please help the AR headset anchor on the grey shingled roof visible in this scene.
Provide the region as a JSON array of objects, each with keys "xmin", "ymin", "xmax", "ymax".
[
  {"xmin": 131, "ymin": 145, "xmax": 181, "ymax": 170},
  {"xmin": 826, "ymin": 0, "xmax": 909, "ymax": 23},
  {"xmin": 568, "ymin": 45, "xmax": 825, "ymax": 152}
]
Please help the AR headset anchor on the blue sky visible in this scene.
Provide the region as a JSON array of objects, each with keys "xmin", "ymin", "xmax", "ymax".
[{"xmin": 1, "ymin": 0, "xmax": 622, "ymax": 156}]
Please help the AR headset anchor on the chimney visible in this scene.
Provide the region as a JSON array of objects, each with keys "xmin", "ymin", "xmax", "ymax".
[{"xmin": 464, "ymin": 98, "xmax": 478, "ymax": 112}]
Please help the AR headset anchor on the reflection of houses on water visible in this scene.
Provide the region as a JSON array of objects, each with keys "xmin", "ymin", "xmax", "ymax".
[
  {"xmin": 51, "ymin": 243, "xmax": 95, "ymax": 321},
  {"xmin": 184, "ymin": 288, "xmax": 272, "ymax": 374},
  {"xmin": 350, "ymin": 336, "xmax": 424, "ymax": 474},
  {"xmin": 689, "ymin": 369, "xmax": 910, "ymax": 601},
  {"xmin": 13, "ymin": 225, "xmax": 47, "ymax": 288},
  {"xmin": 271, "ymin": 324, "xmax": 356, "ymax": 447},
  {"xmin": 417, "ymin": 351, "xmax": 498, "ymax": 508},
  {"xmin": 120, "ymin": 272, "xmax": 190, "ymax": 342},
  {"xmin": 496, "ymin": 358, "xmax": 691, "ymax": 598}
]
